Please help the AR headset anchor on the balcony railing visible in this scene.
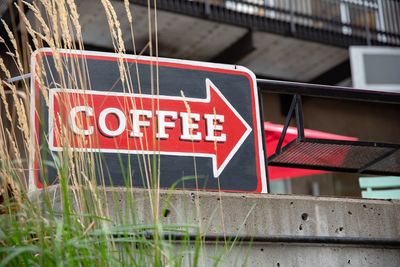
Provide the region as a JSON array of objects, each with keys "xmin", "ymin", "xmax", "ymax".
[
  {"xmin": 2, "ymin": 0, "xmax": 399, "ymax": 47},
  {"xmin": 217, "ymin": 0, "xmax": 400, "ymax": 45},
  {"xmin": 128, "ymin": 0, "xmax": 400, "ymax": 47}
]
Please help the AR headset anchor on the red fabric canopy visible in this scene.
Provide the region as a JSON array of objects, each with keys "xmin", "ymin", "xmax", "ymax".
[{"xmin": 265, "ymin": 122, "xmax": 358, "ymax": 180}]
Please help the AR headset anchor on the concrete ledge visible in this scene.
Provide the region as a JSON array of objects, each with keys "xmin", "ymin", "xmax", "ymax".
[
  {"xmin": 30, "ymin": 186, "xmax": 400, "ymax": 266},
  {"xmin": 31, "ymin": 186, "xmax": 400, "ymax": 240}
]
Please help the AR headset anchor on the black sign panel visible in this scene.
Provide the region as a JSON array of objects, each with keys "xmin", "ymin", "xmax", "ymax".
[{"xmin": 29, "ymin": 49, "xmax": 267, "ymax": 192}]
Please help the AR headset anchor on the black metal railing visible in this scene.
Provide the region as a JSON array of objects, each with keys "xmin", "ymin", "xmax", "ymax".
[
  {"xmin": 202, "ymin": 0, "xmax": 400, "ymax": 45},
  {"xmin": 129, "ymin": 0, "xmax": 400, "ymax": 47},
  {"xmin": 2, "ymin": 0, "xmax": 400, "ymax": 48},
  {"xmin": 258, "ymin": 79, "xmax": 400, "ymax": 176}
]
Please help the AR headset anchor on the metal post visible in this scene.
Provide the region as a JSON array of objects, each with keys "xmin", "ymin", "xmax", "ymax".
[
  {"xmin": 5, "ymin": 73, "xmax": 31, "ymax": 83},
  {"xmin": 364, "ymin": 0, "xmax": 372, "ymax": 45},
  {"xmin": 295, "ymin": 94, "xmax": 305, "ymax": 140},
  {"xmin": 258, "ymin": 88, "xmax": 270, "ymax": 193},
  {"xmin": 275, "ymin": 95, "xmax": 297, "ymax": 154},
  {"xmin": 289, "ymin": 0, "xmax": 296, "ymax": 34},
  {"xmin": 205, "ymin": 0, "xmax": 211, "ymax": 16}
]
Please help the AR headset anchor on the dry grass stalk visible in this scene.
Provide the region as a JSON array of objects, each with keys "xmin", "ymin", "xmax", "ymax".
[{"xmin": 0, "ymin": 0, "xmax": 228, "ymax": 264}]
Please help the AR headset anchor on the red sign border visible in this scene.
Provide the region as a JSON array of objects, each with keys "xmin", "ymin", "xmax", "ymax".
[{"xmin": 29, "ymin": 48, "xmax": 267, "ymax": 193}]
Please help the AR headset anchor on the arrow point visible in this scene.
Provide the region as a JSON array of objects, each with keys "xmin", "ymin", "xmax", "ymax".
[{"xmin": 204, "ymin": 79, "xmax": 252, "ymax": 177}]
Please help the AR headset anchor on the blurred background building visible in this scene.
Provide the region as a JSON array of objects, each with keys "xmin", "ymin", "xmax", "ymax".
[{"xmin": 1, "ymin": 0, "xmax": 400, "ymax": 197}]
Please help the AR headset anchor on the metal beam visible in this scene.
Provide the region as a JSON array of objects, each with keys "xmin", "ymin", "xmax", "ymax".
[
  {"xmin": 211, "ymin": 30, "xmax": 254, "ymax": 64},
  {"xmin": 309, "ymin": 59, "xmax": 351, "ymax": 85},
  {"xmin": 136, "ymin": 232, "xmax": 400, "ymax": 247}
]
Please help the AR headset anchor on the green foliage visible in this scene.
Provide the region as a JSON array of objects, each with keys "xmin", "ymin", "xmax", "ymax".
[{"xmin": 0, "ymin": 186, "xmax": 209, "ymax": 266}]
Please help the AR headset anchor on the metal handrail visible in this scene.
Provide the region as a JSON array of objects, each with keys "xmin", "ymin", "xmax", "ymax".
[{"xmin": 257, "ymin": 79, "xmax": 400, "ymax": 104}]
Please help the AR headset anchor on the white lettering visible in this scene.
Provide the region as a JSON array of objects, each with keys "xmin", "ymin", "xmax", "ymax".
[
  {"xmin": 180, "ymin": 112, "xmax": 201, "ymax": 141},
  {"xmin": 68, "ymin": 106, "xmax": 228, "ymax": 142},
  {"xmin": 156, "ymin": 110, "xmax": 177, "ymax": 139},
  {"xmin": 130, "ymin": 110, "xmax": 152, "ymax": 137},
  {"xmin": 204, "ymin": 114, "xmax": 226, "ymax": 142},
  {"xmin": 68, "ymin": 106, "xmax": 94, "ymax": 136},
  {"xmin": 98, "ymin": 107, "xmax": 126, "ymax": 137}
]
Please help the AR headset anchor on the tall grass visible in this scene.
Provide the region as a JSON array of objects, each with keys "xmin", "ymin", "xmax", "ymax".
[{"xmin": 0, "ymin": 0, "xmax": 251, "ymax": 266}]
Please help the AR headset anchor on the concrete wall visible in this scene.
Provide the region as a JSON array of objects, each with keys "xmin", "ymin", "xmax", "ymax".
[{"xmin": 33, "ymin": 186, "xmax": 400, "ymax": 266}]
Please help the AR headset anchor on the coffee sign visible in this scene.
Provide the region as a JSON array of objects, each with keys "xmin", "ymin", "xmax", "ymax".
[{"xmin": 30, "ymin": 49, "xmax": 267, "ymax": 192}]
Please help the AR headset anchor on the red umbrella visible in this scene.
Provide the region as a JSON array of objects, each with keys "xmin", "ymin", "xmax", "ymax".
[{"xmin": 265, "ymin": 122, "xmax": 358, "ymax": 180}]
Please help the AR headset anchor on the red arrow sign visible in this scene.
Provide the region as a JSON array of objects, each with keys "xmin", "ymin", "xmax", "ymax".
[{"xmin": 49, "ymin": 79, "xmax": 252, "ymax": 177}]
